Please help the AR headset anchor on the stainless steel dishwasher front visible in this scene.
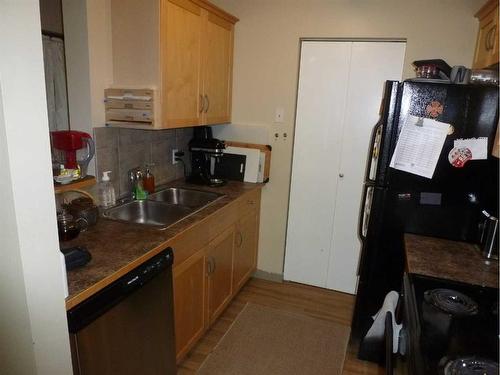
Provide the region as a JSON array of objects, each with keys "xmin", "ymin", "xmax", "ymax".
[{"xmin": 67, "ymin": 248, "xmax": 176, "ymax": 375}]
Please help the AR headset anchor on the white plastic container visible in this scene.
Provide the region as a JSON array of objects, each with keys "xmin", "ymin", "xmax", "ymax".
[{"xmin": 98, "ymin": 171, "xmax": 116, "ymax": 208}]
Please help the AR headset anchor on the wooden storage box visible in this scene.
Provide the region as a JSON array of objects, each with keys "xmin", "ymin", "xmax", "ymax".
[{"xmin": 105, "ymin": 88, "xmax": 156, "ymax": 127}]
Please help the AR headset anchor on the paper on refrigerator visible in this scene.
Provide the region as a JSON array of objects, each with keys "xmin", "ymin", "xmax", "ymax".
[
  {"xmin": 390, "ymin": 115, "xmax": 450, "ymax": 179},
  {"xmin": 453, "ymin": 137, "xmax": 488, "ymax": 160}
]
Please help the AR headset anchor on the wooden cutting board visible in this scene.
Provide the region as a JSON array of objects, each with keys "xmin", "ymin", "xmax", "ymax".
[{"xmin": 224, "ymin": 141, "xmax": 272, "ymax": 182}]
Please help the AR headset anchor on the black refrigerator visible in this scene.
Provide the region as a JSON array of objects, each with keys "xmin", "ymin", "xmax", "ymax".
[{"xmin": 351, "ymin": 80, "xmax": 499, "ymax": 341}]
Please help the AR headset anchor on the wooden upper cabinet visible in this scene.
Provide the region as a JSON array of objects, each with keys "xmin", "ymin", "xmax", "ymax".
[
  {"xmin": 162, "ymin": 0, "xmax": 204, "ymax": 127},
  {"xmin": 111, "ymin": 0, "xmax": 238, "ymax": 129},
  {"xmin": 472, "ymin": 0, "xmax": 499, "ymax": 69},
  {"xmin": 202, "ymin": 13, "xmax": 234, "ymax": 125}
]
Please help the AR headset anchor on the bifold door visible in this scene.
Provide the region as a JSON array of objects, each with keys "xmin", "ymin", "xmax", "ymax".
[{"xmin": 284, "ymin": 40, "xmax": 406, "ymax": 294}]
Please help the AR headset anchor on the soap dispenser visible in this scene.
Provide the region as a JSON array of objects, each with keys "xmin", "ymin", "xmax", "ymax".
[
  {"xmin": 98, "ymin": 171, "xmax": 116, "ymax": 208},
  {"xmin": 143, "ymin": 163, "xmax": 155, "ymax": 194}
]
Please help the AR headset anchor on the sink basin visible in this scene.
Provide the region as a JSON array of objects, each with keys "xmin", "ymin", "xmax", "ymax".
[
  {"xmin": 102, "ymin": 200, "xmax": 194, "ymax": 229},
  {"xmin": 147, "ymin": 187, "xmax": 223, "ymax": 208},
  {"xmin": 102, "ymin": 188, "xmax": 224, "ymax": 229}
]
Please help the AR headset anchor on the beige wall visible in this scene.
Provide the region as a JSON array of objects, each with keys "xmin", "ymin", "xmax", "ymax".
[{"xmin": 211, "ymin": 0, "xmax": 481, "ymax": 275}]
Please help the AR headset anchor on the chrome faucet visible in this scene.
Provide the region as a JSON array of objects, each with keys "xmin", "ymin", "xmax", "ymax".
[{"xmin": 128, "ymin": 167, "xmax": 145, "ymax": 200}]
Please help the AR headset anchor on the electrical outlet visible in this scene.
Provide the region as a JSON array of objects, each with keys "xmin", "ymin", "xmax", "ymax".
[{"xmin": 172, "ymin": 149, "xmax": 179, "ymax": 165}]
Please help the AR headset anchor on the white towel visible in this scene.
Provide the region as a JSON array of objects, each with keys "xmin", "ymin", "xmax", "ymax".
[{"xmin": 364, "ymin": 291, "xmax": 402, "ymax": 353}]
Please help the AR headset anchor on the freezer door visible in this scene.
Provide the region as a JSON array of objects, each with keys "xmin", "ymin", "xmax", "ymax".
[
  {"xmin": 387, "ymin": 82, "xmax": 499, "ymax": 190},
  {"xmin": 384, "ymin": 82, "xmax": 499, "ymax": 240}
]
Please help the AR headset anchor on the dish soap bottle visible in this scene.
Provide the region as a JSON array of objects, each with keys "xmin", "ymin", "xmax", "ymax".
[
  {"xmin": 143, "ymin": 164, "xmax": 155, "ymax": 194},
  {"xmin": 98, "ymin": 171, "xmax": 116, "ymax": 208}
]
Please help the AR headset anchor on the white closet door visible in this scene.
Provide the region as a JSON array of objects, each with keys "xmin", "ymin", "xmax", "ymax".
[
  {"xmin": 284, "ymin": 42, "xmax": 351, "ymax": 287},
  {"xmin": 326, "ymin": 42, "xmax": 406, "ymax": 293}
]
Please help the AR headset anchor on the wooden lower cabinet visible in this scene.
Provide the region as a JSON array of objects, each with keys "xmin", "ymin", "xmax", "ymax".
[
  {"xmin": 206, "ymin": 227, "xmax": 234, "ymax": 323},
  {"xmin": 173, "ymin": 251, "xmax": 206, "ymax": 361},
  {"xmin": 233, "ymin": 210, "xmax": 259, "ymax": 293},
  {"xmin": 172, "ymin": 189, "xmax": 261, "ymax": 362}
]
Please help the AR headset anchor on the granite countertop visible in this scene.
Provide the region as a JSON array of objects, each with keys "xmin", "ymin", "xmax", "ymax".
[
  {"xmin": 63, "ymin": 179, "xmax": 262, "ymax": 310},
  {"xmin": 404, "ymin": 233, "xmax": 498, "ymax": 289}
]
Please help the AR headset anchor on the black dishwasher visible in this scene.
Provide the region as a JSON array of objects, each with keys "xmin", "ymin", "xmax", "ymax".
[{"xmin": 67, "ymin": 248, "xmax": 176, "ymax": 375}]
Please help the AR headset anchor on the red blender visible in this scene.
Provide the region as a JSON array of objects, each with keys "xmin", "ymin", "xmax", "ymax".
[{"xmin": 51, "ymin": 131, "xmax": 95, "ymax": 179}]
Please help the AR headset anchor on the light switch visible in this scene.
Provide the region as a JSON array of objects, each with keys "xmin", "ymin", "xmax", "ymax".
[{"xmin": 274, "ymin": 107, "xmax": 284, "ymax": 123}]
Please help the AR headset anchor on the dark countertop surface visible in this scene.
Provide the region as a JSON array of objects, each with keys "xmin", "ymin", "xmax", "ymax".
[
  {"xmin": 63, "ymin": 180, "xmax": 262, "ymax": 310},
  {"xmin": 404, "ymin": 233, "xmax": 498, "ymax": 289}
]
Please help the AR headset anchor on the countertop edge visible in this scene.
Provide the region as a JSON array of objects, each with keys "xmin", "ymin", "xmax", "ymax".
[
  {"xmin": 404, "ymin": 233, "xmax": 498, "ymax": 289},
  {"xmin": 65, "ymin": 183, "xmax": 263, "ymax": 310}
]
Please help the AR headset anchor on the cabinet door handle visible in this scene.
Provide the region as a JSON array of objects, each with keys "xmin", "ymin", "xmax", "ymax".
[
  {"xmin": 199, "ymin": 94, "xmax": 205, "ymax": 113},
  {"xmin": 204, "ymin": 95, "xmax": 210, "ymax": 113},
  {"xmin": 485, "ymin": 27, "xmax": 492, "ymax": 50},
  {"xmin": 488, "ymin": 25, "xmax": 497, "ymax": 51},
  {"xmin": 210, "ymin": 256, "xmax": 216, "ymax": 274},
  {"xmin": 207, "ymin": 257, "xmax": 212, "ymax": 275},
  {"xmin": 236, "ymin": 232, "xmax": 243, "ymax": 247},
  {"xmin": 206, "ymin": 256, "xmax": 216, "ymax": 275}
]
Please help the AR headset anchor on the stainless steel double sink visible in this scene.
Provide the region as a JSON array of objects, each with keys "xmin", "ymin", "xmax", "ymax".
[{"xmin": 102, "ymin": 187, "xmax": 224, "ymax": 229}]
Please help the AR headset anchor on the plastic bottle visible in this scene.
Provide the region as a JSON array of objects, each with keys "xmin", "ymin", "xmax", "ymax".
[{"xmin": 98, "ymin": 171, "xmax": 116, "ymax": 208}]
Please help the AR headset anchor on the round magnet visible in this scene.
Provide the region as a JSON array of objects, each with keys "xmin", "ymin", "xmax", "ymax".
[
  {"xmin": 447, "ymin": 125, "xmax": 455, "ymax": 135},
  {"xmin": 426, "ymin": 100, "xmax": 444, "ymax": 118},
  {"xmin": 448, "ymin": 147, "xmax": 472, "ymax": 168}
]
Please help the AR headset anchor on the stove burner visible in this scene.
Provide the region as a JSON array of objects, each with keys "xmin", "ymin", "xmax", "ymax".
[
  {"xmin": 425, "ymin": 289, "xmax": 479, "ymax": 316},
  {"xmin": 444, "ymin": 357, "xmax": 499, "ymax": 375}
]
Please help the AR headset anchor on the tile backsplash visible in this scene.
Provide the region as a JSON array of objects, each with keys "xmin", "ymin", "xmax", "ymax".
[{"xmin": 93, "ymin": 127, "xmax": 192, "ymax": 198}]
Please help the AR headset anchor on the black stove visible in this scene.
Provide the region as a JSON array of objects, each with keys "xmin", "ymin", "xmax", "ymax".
[
  {"xmin": 424, "ymin": 289, "xmax": 479, "ymax": 316},
  {"xmin": 402, "ymin": 274, "xmax": 499, "ymax": 375},
  {"xmin": 441, "ymin": 357, "xmax": 499, "ymax": 375}
]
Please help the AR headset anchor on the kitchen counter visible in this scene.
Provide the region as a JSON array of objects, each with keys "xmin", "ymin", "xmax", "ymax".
[
  {"xmin": 404, "ymin": 233, "xmax": 498, "ymax": 289},
  {"xmin": 63, "ymin": 180, "xmax": 262, "ymax": 310}
]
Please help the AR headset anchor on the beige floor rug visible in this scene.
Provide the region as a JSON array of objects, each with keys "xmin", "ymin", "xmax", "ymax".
[{"xmin": 197, "ymin": 303, "xmax": 350, "ymax": 375}]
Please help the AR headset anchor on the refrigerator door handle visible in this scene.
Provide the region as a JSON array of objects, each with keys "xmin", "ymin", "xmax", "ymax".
[
  {"xmin": 365, "ymin": 121, "xmax": 383, "ymax": 185},
  {"xmin": 358, "ymin": 183, "xmax": 374, "ymax": 241}
]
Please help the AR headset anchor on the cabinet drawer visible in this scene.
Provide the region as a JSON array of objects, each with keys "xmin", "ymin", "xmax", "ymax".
[
  {"xmin": 105, "ymin": 100, "xmax": 153, "ymax": 110},
  {"xmin": 237, "ymin": 189, "xmax": 261, "ymax": 217},
  {"xmin": 204, "ymin": 200, "xmax": 239, "ymax": 239},
  {"xmin": 170, "ymin": 224, "xmax": 209, "ymax": 268},
  {"xmin": 106, "ymin": 109, "xmax": 154, "ymax": 123}
]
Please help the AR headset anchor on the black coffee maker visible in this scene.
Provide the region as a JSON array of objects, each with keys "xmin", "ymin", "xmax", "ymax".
[{"xmin": 188, "ymin": 126, "xmax": 226, "ymax": 186}]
